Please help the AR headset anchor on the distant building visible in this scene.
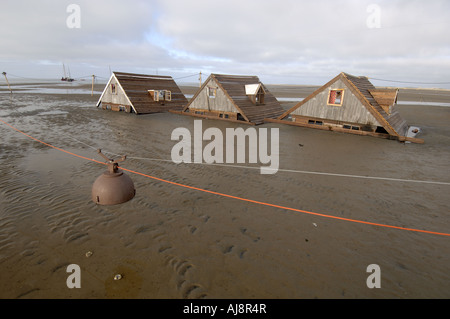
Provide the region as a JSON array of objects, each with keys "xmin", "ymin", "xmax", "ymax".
[
  {"xmin": 174, "ymin": 74, "xmax": 284, "ymax": 125},
  {"xmin": 96, "ymin": 72, "xmax": 188, "ymax": 114},
  {"xmin": 268, "ymin": 72, "xmax": 423, "ymax": 143}
]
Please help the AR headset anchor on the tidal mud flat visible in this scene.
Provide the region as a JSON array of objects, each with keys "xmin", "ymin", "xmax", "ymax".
[{"xmin": 0, "ymin": 81, "xmax": 449, "ymax": 298}]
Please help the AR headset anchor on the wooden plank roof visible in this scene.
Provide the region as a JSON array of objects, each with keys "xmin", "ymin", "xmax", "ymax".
[
  {"xmin": 343, "ymin": 73, "xmax": 407, "ymax": 136},
  {"xmin": 99, "ymin": 72, "xmax": 188, "ymax": 114},
  {"xmin": 368, "ymin": 88, "xmax": 398, "ymax": 114},
  {"xmin": 279, "ymin": 72, "xmax": 408, "ymax": 137},
  {"xmin": 184, "ymin": 74, "xmax": 284, "ymax": 125}
]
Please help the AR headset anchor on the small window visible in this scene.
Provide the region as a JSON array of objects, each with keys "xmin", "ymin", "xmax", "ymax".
[
  {"xmin": 328, "ymin": 89, "xmax": 344, "ymax": 106},
  {"xmin": 111, "ymin": 83, "xmax": 116, "ymax": 94},
  {"xmin": 255, "ymin": 89, "xmax": 265, "ymax": 105},
  {"xmin": 159, "ymin": 90, "xmax": 171, "ymax": 101},
  {"xmin": 309, "ymin": 120, "xmax": 323, "ymax": 125},
  {"xmin": 208, "ymin": 87, "xmax": 216, "ymax": 98},
  {"xmin": 148, "ymin": 90, "xmax": 172, "ymax": 102},
  {"xmin": 245, "ymin": 84, "xmax": 265, "ymax": 105},
  {"xmin": 343, "ymin": 124, "xmax": 360, "ymax": 131}
]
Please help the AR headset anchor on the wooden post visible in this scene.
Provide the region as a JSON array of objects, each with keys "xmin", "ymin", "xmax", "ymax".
[
  {"xmin": 2, "ymin": 72, "xmax": 12, "ymax": 94},
  {"xmin": 91, "ymin": 75, "xmax": 95, "ymax": 96}
]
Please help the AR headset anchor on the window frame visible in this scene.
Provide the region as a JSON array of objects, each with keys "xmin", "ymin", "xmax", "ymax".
[
  {"xmin": 207, "ymin": 86, "xmax": 217, "ymax": 99},
  {"xmin": 255, "ymin": 87, "xmax": 265, "ymax": 105},
  {"xmin": 148, "ymin": 89, "xmax": 172, "ymax": 102},
  {"xmin": 327, "ymin": 89, "xmax": 345, "ymax": 106}
]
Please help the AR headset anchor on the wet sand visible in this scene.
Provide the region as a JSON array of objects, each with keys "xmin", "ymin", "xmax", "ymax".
[{"xmin": 0, "ymin": 81, "xmax": 449, "ymax": 299}]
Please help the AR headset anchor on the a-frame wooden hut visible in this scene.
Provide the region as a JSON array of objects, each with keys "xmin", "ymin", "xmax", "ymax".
[
  {"xmin": 96, "ymin": 72, "xmax": 188, "ymax": 114},
  {"xmin": 267, "ymin": 72, "xmax": 423, "ymax": 143},
  {"xmin": 173, "ymin": 74, "xmax": 284, "ymax": 125}
]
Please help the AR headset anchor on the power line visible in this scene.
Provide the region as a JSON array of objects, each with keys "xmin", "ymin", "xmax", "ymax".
[
  {"xmin": 369, "ymin": 77, "xmax": 450, "ymax": 85},
  {"xmin": 3, "ymin": 70, "xmax": 449, "ymax": 87},
  {"xmin": 173, "ymin": 73, "xmax": 201, "ymax": 80},
  {"xmin": 3, "ymin": 73, "xmax": 45, "ymax": 81}
]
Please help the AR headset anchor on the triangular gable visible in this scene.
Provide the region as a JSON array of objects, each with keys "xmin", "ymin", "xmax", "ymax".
[
  {"xmin": 245, "ymin": 83, "xmax": 265, "ymax": 95},
  {"xmin": 183, "ymin": 74, "xmax": 283, "ymax": 125},
  {"xmin": 279, "ymin": 72, "xmax": 403, "ymax": 137},
  {"xmin": 279, "ymin": 73, "xmax": 343, "ymax": 120},
  {"xmin": 183, "ymin": 74, "xmax": 251, "ymax": 123},
  {"xmin": 96, "ymin": 72, "xmax": 136, "ymax": 113}
]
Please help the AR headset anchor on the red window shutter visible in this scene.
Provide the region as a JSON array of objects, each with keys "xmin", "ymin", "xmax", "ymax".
[{"xmin": 329, "ymin": 90, "xmax": 336, "ymax": 104}]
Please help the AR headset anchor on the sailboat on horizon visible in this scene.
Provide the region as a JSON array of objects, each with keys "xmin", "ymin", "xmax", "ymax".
[{"xmin": 61, "ymin": 63, "xmax": 74, "ymax": 82}]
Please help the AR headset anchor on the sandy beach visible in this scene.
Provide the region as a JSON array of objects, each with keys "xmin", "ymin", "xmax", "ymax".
[{"xmin": 0, "ymin": 80, "xmax": 449, "ymax": 299}]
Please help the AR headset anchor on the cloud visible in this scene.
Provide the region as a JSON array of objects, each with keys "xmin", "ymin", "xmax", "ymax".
[
  {"xmin": 151, "ymin": 0, "xmax": 450, "ymax": 84},
  {"xmin": 1, "ymin": 0, "xmax": 449, "ymax": 87}
]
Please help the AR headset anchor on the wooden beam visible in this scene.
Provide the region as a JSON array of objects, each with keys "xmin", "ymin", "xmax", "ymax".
[
  {"xmin": 264, "ymin": 118, "xmax": 424, "ymax": 143},
  {"xmin": 397, "ymin": 136, "xmax": 425, "ymax": 144},
  {"xmin": 170, "ymin": 110, "xmax": 256, "ymax": 125}
]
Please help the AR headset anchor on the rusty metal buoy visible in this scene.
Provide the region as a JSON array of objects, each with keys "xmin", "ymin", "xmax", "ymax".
[{"xmin": 92, "ymin": 149, "xmax": 135, "ymax": 205}]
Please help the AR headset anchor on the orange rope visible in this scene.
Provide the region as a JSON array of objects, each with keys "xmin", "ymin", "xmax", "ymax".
[{"xmin": 1, "ymin": 118, "xmax": 449, "ymax": 238}]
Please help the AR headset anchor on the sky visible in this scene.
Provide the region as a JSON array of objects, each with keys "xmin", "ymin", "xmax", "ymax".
[{"xmin": 1, "ymin": 0, "xmax": 450, "ymax": 88}]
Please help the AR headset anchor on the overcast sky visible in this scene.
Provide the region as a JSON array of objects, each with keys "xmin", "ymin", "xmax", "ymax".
[{"xmin": 1, "ymin": 0, "xmax": 449, "ymax": 88}]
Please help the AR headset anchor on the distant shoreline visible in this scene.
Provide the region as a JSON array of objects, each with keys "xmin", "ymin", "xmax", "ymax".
[{"xmin": 1, "ymin": 81, "xmax": 449, "ymax": 105}]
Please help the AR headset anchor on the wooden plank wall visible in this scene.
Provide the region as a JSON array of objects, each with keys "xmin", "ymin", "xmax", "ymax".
[{"xmin": 289, "ymin": 78, "xmax": 383, "ymax": 127}]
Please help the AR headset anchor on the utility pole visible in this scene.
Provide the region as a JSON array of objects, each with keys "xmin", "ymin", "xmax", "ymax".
[
  {"xmin": 91, "ymin": 75, "xmax": 95, "ymax": 96},
  {"xmin": 2, "ymin": 72, "xmax": 12, "ymax": 94},
  {"xmin": 199, "ymin": 71, "xmax": 202, "ymax": 87}
]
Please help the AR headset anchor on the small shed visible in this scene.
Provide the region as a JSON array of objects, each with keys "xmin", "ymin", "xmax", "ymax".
[
  {"xmin": 173, "ymin": 74, "xmax": 284, "ymax": 125},
  {"xmin": 267, "ymin": 72, "xmax": 423, "ymax": 143},
  {"xmin": 96, "ymin": 72, "xmax": 188, "ymax": 114}
]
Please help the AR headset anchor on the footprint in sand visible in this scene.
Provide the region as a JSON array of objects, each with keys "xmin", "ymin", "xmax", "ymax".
[
  {"xmin": 164, "ymin": 254, "xmax": 207, "ymax": 299},
  {"xmin": 240, "ymin": 227, "xmax": 261, "ymax": 242}
]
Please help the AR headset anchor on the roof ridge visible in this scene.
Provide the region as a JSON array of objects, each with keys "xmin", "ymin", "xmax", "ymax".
[{"xmin": 113, "ymin": 71, "xmax": 173, "ymax": 80}]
